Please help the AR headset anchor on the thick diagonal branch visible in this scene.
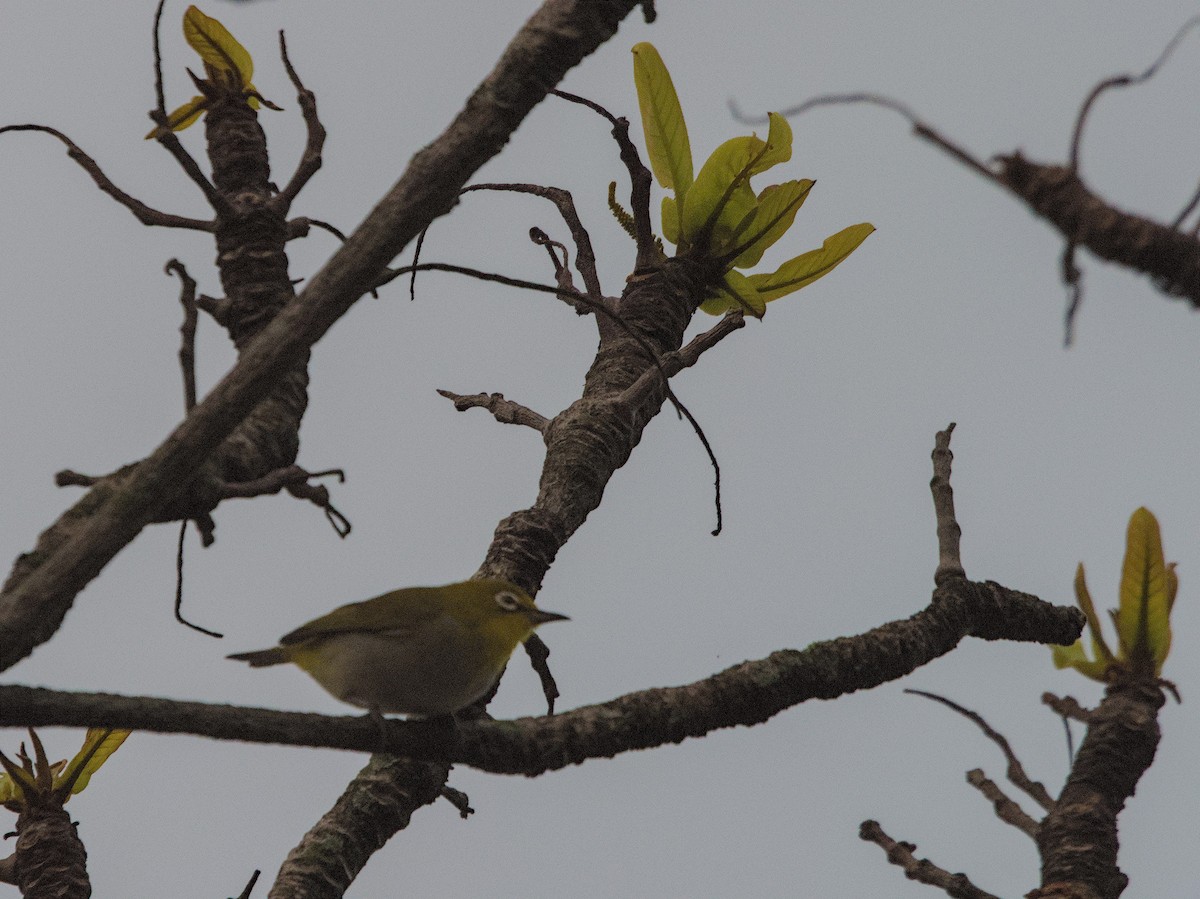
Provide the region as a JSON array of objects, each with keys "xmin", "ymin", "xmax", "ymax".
[{"xmin": 0, "ymin": 0, "xmax": 647, "ymax": 674}]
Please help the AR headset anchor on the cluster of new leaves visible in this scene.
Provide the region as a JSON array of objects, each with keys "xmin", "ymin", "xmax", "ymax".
[
  {"xmin": 631, "ymin": 42, "xmax": 873, "ymax": 317},
  {"xmin": 1053, "ymin": 507, "xmax": 1176, "ymax": 682},
  {"xmin": 0, "ymin": 729, "xmax": 128, "ymax": 811},
  {"xmin": 148, "ymin": 5, "xmax": 277, "ymax": 138}
]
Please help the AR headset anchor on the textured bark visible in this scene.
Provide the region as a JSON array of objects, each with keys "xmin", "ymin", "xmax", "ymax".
[
  {"xmin": 480, "ymin": 257, "xmax": 712, "ymax": 589},
  {"xmin": 267, "ymin": 755, "xmax": 449, "ymax": 899},
  {"xmin": 13, "ymin": 802, "xmax": 91, "ymax": 899},
  {"xmin": 1035, "ymin": 682, "xmax": 1165, "ymax": 899},
  {"xmin": 997, "ymin": 152, "xmax": 1200, "ymax": 305}
]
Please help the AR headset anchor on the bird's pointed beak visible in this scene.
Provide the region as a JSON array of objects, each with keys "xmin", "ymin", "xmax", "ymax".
[{"xmin": 526, "ymin": 608, "xmax": 570, "ymax": 625}]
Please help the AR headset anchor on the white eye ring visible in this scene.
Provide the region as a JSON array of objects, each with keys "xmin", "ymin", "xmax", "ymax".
[{"xmin": 494, "ymin": 590, "xmax": 522, "ymax": 612}]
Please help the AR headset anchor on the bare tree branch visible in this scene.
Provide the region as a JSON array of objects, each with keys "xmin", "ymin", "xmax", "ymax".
[
  {"xmin": 0, "ymin": 125, "xmax": 214, "ymax": 231},
  {"xmin": 965, "ymin": 769, "xmax": 1040, "ymax": 840},
  {"xmin": 860, "ymin": 820, "xmax": 1000, "ymax": 899},
  {"xmin": 906, "ymin": 689, "xmax": 1055, "ymax": 813},
  {"xmin": 0, "ymin": 577, "xmax": 1082, "ymax": 765},
  {"xmin": 437, "ymin": 390, "xmax": 550, "ymax": 432},
  {"xmin": 274, "ymin": 30, "xmax": 326, "ymax": 208}
]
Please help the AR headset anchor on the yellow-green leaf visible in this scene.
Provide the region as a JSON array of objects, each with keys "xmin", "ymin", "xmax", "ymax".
[
  {"xmin": 631, "ymin": 43, "xmax": 692, "ymax": 203},
  {"xmin": 1167, "ymin": 561, "xmax": 1179, "ymax": 612},
  {"xmin": 0, "ymin": 758, "xmax": 33, "ymax": 806},
  {"xmin": 700, "ymin": 269, "xmax": 766, "ymax": 318},
  {"xmin": 661, "ymin": 195, "xmax": 680, "ymax": 245},
  {"xmin": 61, "ymin": 728, "xmax": 129, "ymax": 797},
  {"xmin": 145, "ymin": 95, "xmax": 207, "ymax": 139},
  {"xmin": 748, "ymin": 113, "xmax": 792, "ymax": 177},
  {"xmin": 1051, "ymin": 640, "xmax": 1110, "ymax": 681},
  {"xmin": 1116, "ymin": 507, "xmax": 1172, "ymax": 674},
  {"xmin": 729, "ymin": 179, "xmax": 814, "ymax": 269},
  {"xmin": 748, "ymin": 222, "xmax": 875, "ymax": 302},
  {"xmin": 682, "ymin": 134, "xmax": 764, "ymax": 246},
  {"xmin": 184, "ymin": 5, "xmax": 254, "ymax": 85},
  {"xmin": 1074, "ymin": 562, "xmax": 1115, "ymax": 664}
]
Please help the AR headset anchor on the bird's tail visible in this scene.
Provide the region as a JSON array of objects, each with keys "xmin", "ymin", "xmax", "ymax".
[{"xmin": 227, "ymin": 647, "xmax": 291, "ymax": 667}]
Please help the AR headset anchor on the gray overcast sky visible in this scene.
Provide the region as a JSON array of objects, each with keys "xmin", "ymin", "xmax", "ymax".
[{"xmin": 2, "ymin": 2, "xmax": 1198, "ymax": 896}]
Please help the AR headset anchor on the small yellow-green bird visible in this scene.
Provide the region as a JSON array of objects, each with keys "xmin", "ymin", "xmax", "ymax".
[{"xmin": 227, "ymin": 579, "xmax": 568, "ymax": 716}]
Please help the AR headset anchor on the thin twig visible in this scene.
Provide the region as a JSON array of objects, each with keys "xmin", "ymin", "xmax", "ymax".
[
  {"xmin": 965, "ymin": 768, "xmax": 1041, "ymax": 839},
  {"xmin": 731, "ymin": 93, "xmax": 1002, "ymax": 186},
  {"xmin": 622, "ymin": 312, "xmax": 747, "ymax": 407},
  {"xmin": 530, "ymin": 226, "xmax": 574, "ymax": 291},
  {"xmin": 906, "ymin": 689, "xmax": 1055, "ymax": 812},
  {"xmin": 220, "ymin": 466, "xmax": 351, "ymax": 538},
  {"xmin": 384, "ymin": 260, "xmax": 726, "ymax": 535},
  {"xmin": 1062, "ymin": 241, "xmax": 1083, "ymax": 346},
  {"xmin": 152, "ymin": 0, "xmax": 167, "ymax": 116},
  {"xmin": 551, "ymin": 89, "xmax": 658, "ymax": 269},
  {"xmin": 439, "ymin": 785, "xmax": 474, "ymax": 819},
  {"xmin": 1171, "ymin": 179, "xmax": 1200, "ymax": 232},
  {"xmin": 859, "ymin": 820, "xmax": 1000, "ymax": 899},
  {"xmin": 288, "ymin": 217, "xmax": 348, "ymax": 242},
  {"xmin": 0, "ymin": 125, "xmax": 214, "ymax": 231},
  {"xmin": 1041, "ymin": 692, "xmax": 1093, "ymax": 724},
  {"xmin": 275, "ymin": 30, "xmax": 325, "ymax": 207},
  {"xmin": 165, "ymin": 259, "xmax": 198, "ymax": 411},
  {"xmin": 174, "ymin": 522, "xmax": 223, "ymax": 639},
  {"xmin": 465, "ymin": 182, "xmax": 604, "ymax": 303},
  {"xmin": 929, "ymin": 423, "xmax": 966, "ymax": 585},
  {"xmin": 233, "ymin": 870, "xmax": 261, "ymax": 899},
  {"xmin": 436, "ymin": 390, "xmax": 550, "ymax": 433},
  {"xmin": 1068, "ymin": 15, "xmax": 1200, "ymax": 171},
  {"xmin": 145, "ymin": 0, "xmax": 227, "ymax": 213},
  {"xmin": 522, "ymin": 633, "xmax": 559, "ymax": 714}
]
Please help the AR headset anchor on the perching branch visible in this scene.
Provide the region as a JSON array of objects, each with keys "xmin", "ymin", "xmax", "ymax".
[{"xmin": 0, "ymin": 578, "xmax": 1081, "ymax": 763}]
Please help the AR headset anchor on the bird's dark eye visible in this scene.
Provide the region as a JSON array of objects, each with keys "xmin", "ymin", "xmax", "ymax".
[{"xmin": 494, "ymin": 590, "xmax": 522, "ymax": 612}]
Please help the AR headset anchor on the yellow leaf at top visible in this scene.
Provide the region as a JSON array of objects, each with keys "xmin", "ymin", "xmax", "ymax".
[
  {"xmin": 184, "ymin": 5, "xmax": 254, "ymax": 86},
  {"xmin": 632, "ymin": 43, "xmax": 692, "ymax": 203},
  {"xmin": 1116, "ymin": 507, "xmax": 1172, "ymax": 674},
  {"xmin": 62, "ymin": 728, "xmax": 129, "ymax": 798},
  {"xmin": 747, "ymin": 222, "xmax": 874, "ymax": 303}
]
